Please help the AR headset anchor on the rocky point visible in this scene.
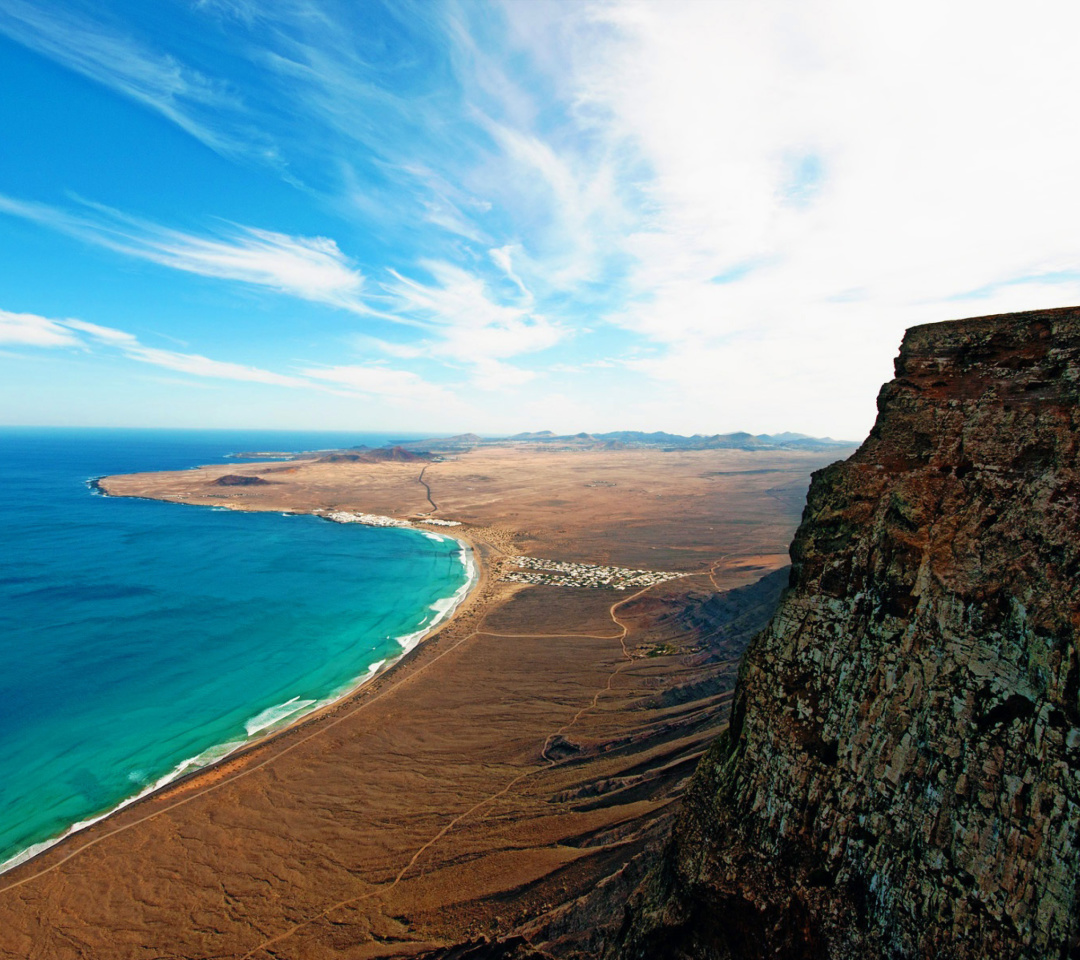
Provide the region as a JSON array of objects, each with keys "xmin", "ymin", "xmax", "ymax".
[{"xmin": 613, "ymin": 307, "xmax": 1080, "ymax": 959}]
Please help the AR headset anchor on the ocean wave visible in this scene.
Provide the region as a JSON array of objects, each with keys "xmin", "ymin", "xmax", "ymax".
[
  {"xmin": 0, "ymin": 540, "xmax": 480, "ymax": 879},
  {"xmin": 459, "ymin": 544, "xmax": 477, "ymax": 582},
  {"xmin": 322, "ymin": 658, "xmax": 386, "ymax": 702},
  {"xmin": 395, "ymin": 628, "xmax": 428, "ymax": 654},
  {"xmin": 244, "ymin": 697, "xmax": 317, "ymax": 737},
  {"xmin": 0, "ymin": 736, "xmax": 245, "ymax": 876},
  {"xmin": 396, "ymin": 540, "xmax": 478, "ymax": 653}
]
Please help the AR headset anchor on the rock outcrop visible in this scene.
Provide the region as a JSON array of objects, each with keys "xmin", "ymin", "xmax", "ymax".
[
  {"xmin": 317, "ymin": 445, "xmax": 434, "ymax": 463},
  {"xmin": 615, "ymin": 308, "xmax": 1080, "ymax": 959},
  {"xmin": 212, "ymin": 474, "xmax": 271, "ymax": 486}
]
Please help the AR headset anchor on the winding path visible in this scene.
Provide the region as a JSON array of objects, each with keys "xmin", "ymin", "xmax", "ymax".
[
  {"xmin": 0, "ymin": 530, "xmax": 681, "ymax": 959},
  {"xmin": 236, "ymin": 582, "xmax": 659, "ymax": 960},
  {"xmin": 417, "ymin": 465, "xmax": 438, "ymax": 515}
]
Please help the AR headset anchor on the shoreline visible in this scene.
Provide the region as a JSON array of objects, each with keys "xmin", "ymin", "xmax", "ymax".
[
  {"xmin": 0, "ymin": 442, "xmax": 837, "ymax": 956},
  {"xmin": 0, "ymin": 487, "xmax": 484, "ymax": 880}
]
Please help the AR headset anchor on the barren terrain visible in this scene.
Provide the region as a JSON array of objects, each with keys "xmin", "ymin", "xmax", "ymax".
[{"xmin": 0, "ymin": 443, "xmax": 852, "ymax": 959}]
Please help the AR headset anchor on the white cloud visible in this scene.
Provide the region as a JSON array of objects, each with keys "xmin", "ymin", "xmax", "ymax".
[
  {"xmin": 468, "ymin": 358, "xmax": 537, "ymax": 392},
  {"xmin": 395, "ymin": 163, "xmax": 493, "ymax": 243},
  {"xmin": 11, "ymin": 2, "xmax": 1080, "ymax": 438},
  {"xmin": 300, "ymin": 363, "xmax": 460, "ymax": 407},
  {"xmin": 383, "ymin": 261, "xmax": 563, "ymax": 387},
  {"xmin": 192, "ymin": 0, "xmax": 262, "ymax": 25},
  {"xmin": 119, "ymin": 344, "xmax": 307, "ymax": 387},
  {"xmin": 61, "ymin": 318, "xmax": 308, "ymax": 387},
  {"xmin": 0, "ymin": 194, "xmax": 375, "ymax": 316},
  {"xmin": 0, "ymin": 0, "xmax": 264, "ymax": 158},
  {"xmin": 476, "ymin": 119, "xmax": 620, "ymax": 287},
  {"xmin": 61, "ymin": 319, "xmax": 138, "ymax": 344},
  {"xmin": 476, "ymin": 0, "xmax": 1080, "ymax": 436},
  {"xmin": 227, "ymin": 3, "xmax": 629, "ymax": 292},
  {"xmin": 489, "ymin": 245, "xmax": 532, "ymax": 302},
  {"xmin": 3, "ymin": 307, "xmax": 465, "ymax": 412},
  {"xmin": 1, "ymin": 309, "xmax": 305, "ymax": 388},
  {"xmin": 0, "ymin": 309, "xmax": 81, "ymax": 348}
]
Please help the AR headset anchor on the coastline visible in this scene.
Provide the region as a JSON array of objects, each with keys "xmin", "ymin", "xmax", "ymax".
[
  {"xmin": 0, "ymin": 489, "xmax": 484, "ymax": 879},
  {"xmin": 0, "ymin": 443, "xmax": 845, "ymax": 958}
]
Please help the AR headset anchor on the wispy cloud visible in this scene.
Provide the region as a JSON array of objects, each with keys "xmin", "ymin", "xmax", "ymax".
[
  {"xmin": 489, "ymin": 245, "xmax": 532, "ymax": 302},
  {"xmin": 0, "ymin": 193, "xmax": 376, "ymax": 316},
  {"xmin": 63, "ymin": 319, "xmax": 307, "ymax": 387},
  {"xmin": 484, "ymin": 0, "xmax": 1080, "ymax": 435},
  {"xmin": 10, "ymin": 1, "xmax": 1080, "ymax": 438},
  {"xmin": 300, "ymin": 363, "xmax": 455, "ymax": 405},
  {"xmin": 388, "ymin": 163, "xmax": 493, "ymax": 244},
  {"xmin": 1, "ymin": 309, "xmax": 464, "ymax": 410},
  {"xmin": 192, "ymin": 0, "xmax": 263, "ymax": 26},
  {"xmin": 0, "ymin": 309, "xmax": 82, "ymax": 348},
  {"xmin": 189, "ymin": 2, "xmax": 628, "ymax": 291},
  {"xmin": 0, "ymin": 0, "xmax": 268, "ymax": 158},
  {"xmin": 382, "ymin": 260, "xmax": 562, "ymax": 388}
]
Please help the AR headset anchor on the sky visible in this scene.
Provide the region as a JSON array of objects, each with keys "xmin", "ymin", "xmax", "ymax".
[{"xmin": 2, "ymin": 0, "xmax": 1080, "ymax": 439}]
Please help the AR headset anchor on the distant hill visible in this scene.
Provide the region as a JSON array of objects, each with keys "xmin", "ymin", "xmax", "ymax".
[
  {"xmin": 316, "ymin": 446, "xmax": 435, "ymax": 463},
  {"xmin": 212, "ymin": 474, "xmax": 272, "ymax": 486},
  {"xmin": 392, "ymin": 430, "xmax": 855, "ymax": 453},
  {"xmin": 507, "ymin": 430, "xmax": 557, "ymax": 440},
  {"xmin": 385, "ymin": 433, "xmax": 484, "ymax": 453}
]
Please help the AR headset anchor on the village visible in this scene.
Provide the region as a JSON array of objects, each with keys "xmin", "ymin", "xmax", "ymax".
[
  {"xmin": 322, "ymin": 511, "xmax": 411, "ymax": 528},
  {"xmin": 321, "ymin": 511, "xmax": 462, "ymax": 529},
  {"xmin": 500, "ymin": 555, "xmax": 684, "ymax": 591}
]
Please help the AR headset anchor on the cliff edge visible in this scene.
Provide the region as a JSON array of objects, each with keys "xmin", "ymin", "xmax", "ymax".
[{"xmin": 615, "ymin": 307, "xmax": 1080, "ymax": 959}]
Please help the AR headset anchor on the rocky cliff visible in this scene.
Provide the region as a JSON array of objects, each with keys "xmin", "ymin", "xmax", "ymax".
[{"xmin": 615, "ymin": 308, "xmax": 1080, "ymax": 959}]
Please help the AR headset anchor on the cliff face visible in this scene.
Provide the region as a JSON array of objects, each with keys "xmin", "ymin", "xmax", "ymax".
[{"xmin": 616, "ymin": 308, "xmax": 1080, "ymax": 959}]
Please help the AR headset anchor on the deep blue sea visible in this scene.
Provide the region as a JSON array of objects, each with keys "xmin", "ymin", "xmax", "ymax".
[{"xmin": 0, "ymin": 428, "xmax": 472, "ymax": 872}]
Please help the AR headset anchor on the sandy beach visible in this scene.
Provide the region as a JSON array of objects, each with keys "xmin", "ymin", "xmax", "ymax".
[
  {"xmin": 0, "ymin": 442, "xmax": 853, "ymax": 959},
  {"xmin": 0, "ymin": 521, "xmax": 480, "ymax": 880}
]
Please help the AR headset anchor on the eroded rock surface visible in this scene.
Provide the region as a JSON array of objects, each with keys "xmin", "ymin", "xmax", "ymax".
[{"xmin": 616, "ymin": 308, "xmax": 1080, "ymax": 959}]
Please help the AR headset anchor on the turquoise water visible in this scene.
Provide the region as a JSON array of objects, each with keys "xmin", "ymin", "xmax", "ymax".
[{"xmin": 0, "ymin": 428, "xmax": 472, "ymax": 871}]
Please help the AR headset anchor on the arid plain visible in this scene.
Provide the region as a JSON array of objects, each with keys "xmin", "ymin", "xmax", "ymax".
[{"xmin": 0, "ymin": 442, "xmax": 853, "ymax": 959}]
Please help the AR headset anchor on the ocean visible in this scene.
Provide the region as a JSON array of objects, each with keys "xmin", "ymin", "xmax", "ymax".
[{"xmin": 0, "ymin": 428, "xmax": 473, "ymax": 873}]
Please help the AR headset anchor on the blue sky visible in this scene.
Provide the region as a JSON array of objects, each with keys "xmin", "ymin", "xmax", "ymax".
[{"xmin": 2, "ymin": 0, "xmax": 1080, "ymax": 438}]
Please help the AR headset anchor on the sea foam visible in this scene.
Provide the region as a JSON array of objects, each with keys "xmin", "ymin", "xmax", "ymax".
[
  {"xmin": 244, "ymin": 697, "xmax": 317, "ymax": 736},
  {"xmin": 0, "ymin": 736, "xmax": 246, "ymax": 875},
  {"xmin": 1, "ymin": 439, "xmax": 479, "ymax": 878}
]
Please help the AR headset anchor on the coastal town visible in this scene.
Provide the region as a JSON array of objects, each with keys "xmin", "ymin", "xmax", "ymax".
[
  {"xmin": 323, "ymin": 510, "xmax": 412, "ymax": 528},
  {"xmin": 321, "ymin": 511, "xmax": 462, "ymax": 529},
  {"xmin": 318, "ymin": 515, "xmax": 679, "ymax": 591},
  {"xmin": 500, "ymin": 555, "xmax": 684, "ymax": 591}
]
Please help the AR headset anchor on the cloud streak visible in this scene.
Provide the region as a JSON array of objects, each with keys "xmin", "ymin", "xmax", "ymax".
[
  {"xmin": 9, "ymin": 2, "xmax": 1080, "ymax": 437},
  {"xmin": 63, "ymin": 319, "xmax": 307, "ymax": 387},
  {"xmin": 0, "ymin": 0, "xmax": 265, "ymax": 158},
  {"xmin": 0, "ymin": 193, "xmax": 375, "ymax": 316},
  {"xmin": 3, "ymin": 309, "xmax": 460, "ymax": 411},
  {"xmin": 300, "ymin": 363, "xmax": 456, "ymax": 405},
  {"xmin": 0, "ymin": 309, "xmax": 82, "ymax": 348},
  {"xmin": 382, "ymin": 260, "xmax": 563, "ymax": 388}
]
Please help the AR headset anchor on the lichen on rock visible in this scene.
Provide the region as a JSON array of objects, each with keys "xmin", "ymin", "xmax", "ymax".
[{"xmin": 615, "ymin": 308, "xmax": 1080, "ymax": 959}]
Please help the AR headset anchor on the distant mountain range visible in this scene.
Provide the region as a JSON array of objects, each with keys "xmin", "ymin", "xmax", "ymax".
[{"xmin": 389, "ymin": 430, "xmax": 856, "ymax": 453}]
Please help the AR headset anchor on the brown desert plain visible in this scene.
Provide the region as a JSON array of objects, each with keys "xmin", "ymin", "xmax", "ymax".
[{"xmin": 0, "ymin": 441, "xmax": 855, "ymax": 959}]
